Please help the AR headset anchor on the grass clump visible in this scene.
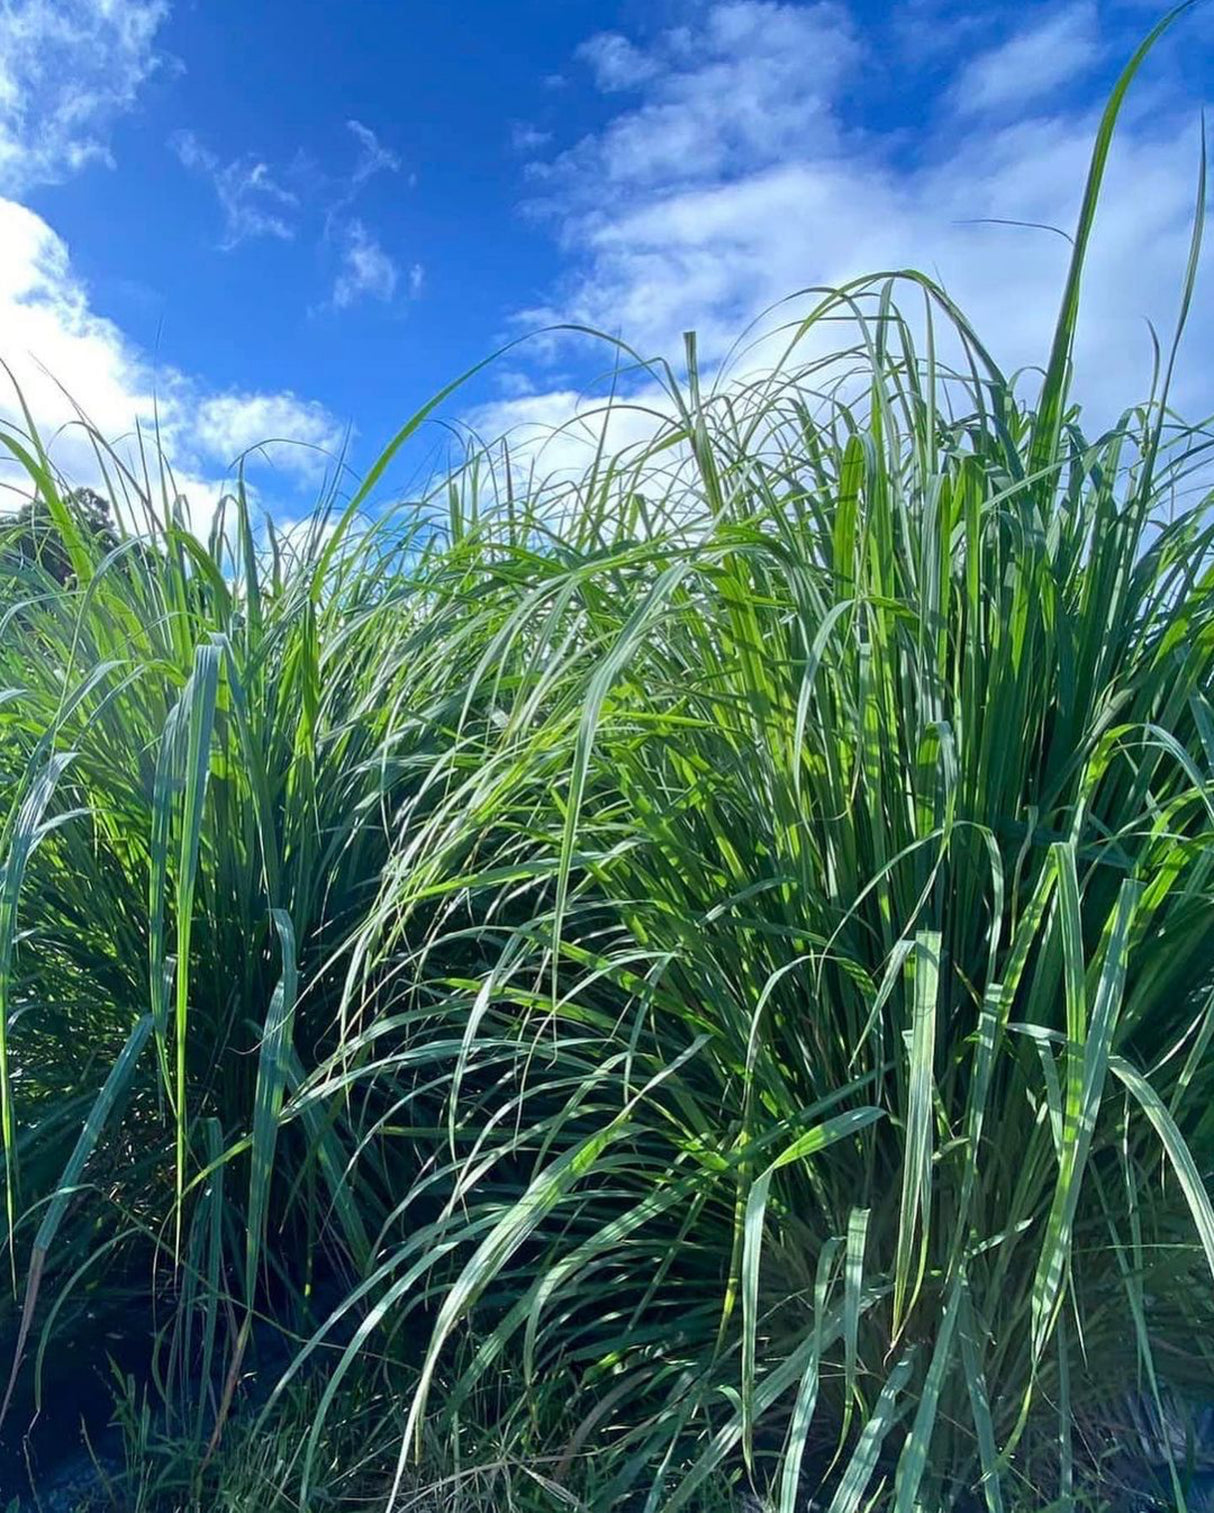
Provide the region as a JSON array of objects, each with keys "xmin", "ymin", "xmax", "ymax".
[{"xmin": 1, "ymin": 18, "xmax": 1213, "ymax": 1512}]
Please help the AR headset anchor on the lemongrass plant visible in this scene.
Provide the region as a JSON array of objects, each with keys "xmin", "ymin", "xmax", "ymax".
[{"xmin": 1, "ymin": 12, "xmax": 1213, "ymax": 1512}]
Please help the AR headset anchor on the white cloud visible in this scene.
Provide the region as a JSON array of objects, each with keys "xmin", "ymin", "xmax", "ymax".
[
  {"xmin": 0, "ymin": 196, "xmax": 344, "ymax": 532},
  {"xmin": 0, "ymin": 0, "xmax": 169, "ymax": 193},
  {"xmin": 321, "ymin": 125, "xmax": 410, "ymax": 306},
  {"xmin": 494, "ymin": 1, "xmax": 1210, "ymax": 449},
  {"xmin": 949, "ymin": 2, "xmax": 1101, "ymax": 116},
  {"xmin": 323, "ymin": 120, "xmax": 402, "ymax": 227},
  {"xmin": 553, "ymin": 2, "xmax": 859, "ymax": 193},
  {"xmin": 171, "ymin": 118, "xmax": 409, "ymax": 289},
  {"xmin": 888, "ymin": 0, "xmax": 993, "ymax": 65},
  {"xmin": 345, "ymin": 119, "xmax": 400, "ymax": 191},
  {"xmin": 171, "ymin": 130, "xmax": 299, "ymax": 248},
  {"xmin": 332, "ymin": 219, "xmax": 399, "ymax": 308},
  {"xmin": 455, "ymin": 382, "xmax": 694, "ymax": 524},
  {"xmin": 190, "ymin": 391, "xmax": 346, "ymax": 478},
  {"xmin": 575, "ymin": 33, "xmax": 661, "ymax": 93},
  {"xmin": 510, "ymin": 122, "xmax": 553, "ymax": 153}
]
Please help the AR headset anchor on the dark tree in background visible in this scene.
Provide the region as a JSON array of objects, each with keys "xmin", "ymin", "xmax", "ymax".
[{"xmin": 0, "ymin": 488, "xmax": 119, "ymax": 585}]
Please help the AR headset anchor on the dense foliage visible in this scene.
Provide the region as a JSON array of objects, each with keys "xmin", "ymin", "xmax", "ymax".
[
  {"xmin": 1, "ymin": 488, "xmax": 118, "ymax": 584},
  {"xmin": 0, "ymin": 24, "xmax": 1212, "ymax": 1512}
]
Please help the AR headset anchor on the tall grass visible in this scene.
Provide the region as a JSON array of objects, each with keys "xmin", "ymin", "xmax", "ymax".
[{"xmin": 1, "ymin": 19, "xmax": 1213, "ymax": 1511}]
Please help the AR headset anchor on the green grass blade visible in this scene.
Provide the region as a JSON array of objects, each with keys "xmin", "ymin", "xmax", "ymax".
[{"xmin": 0, "ymin": 1013, "xmax": 152, "ymax": 1428}]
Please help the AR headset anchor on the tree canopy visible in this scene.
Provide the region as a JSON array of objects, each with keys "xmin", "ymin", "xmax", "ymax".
[{"xmin": 0, "ymin": 488, "xmax": 119, "ymax": 586}]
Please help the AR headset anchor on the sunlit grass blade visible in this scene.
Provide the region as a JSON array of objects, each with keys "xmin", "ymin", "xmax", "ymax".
[{"xmin": 0, "ymin": 750, "xmax": 77, "ymax": 1267}]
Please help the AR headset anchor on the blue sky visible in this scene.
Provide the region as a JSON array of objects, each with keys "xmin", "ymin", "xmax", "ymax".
[{"xmin": 0, "ymin": 0, "xmax": 1211, "ymax": 526}]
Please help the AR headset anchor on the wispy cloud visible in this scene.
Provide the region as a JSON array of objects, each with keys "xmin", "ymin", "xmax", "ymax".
[
  {"xmin": 322, "ymin": 125, "xmax": 423, "ymax": 312},
  {"xmin": 574, "ymin": 33, "xmax": 661, "ymax": 93},
  {"xmin": 549, "ymin": 1, "xmax": 859, "ymax": 193},
  {"xmin": 171, "ymin": 116, "xmax": 418, "ymax": 315},
  {"xmin": 332, "ymin": 219, "xmax": 400, "ymax": 308},
  {"xmin": 322, "ymin": 119, "xmax": 405, "ymax": 256},
  {"xmin": 948, "ymin": 2, "xmax": 1101, "ymax": 116},
  {"xmin": 345, "ymin": 119, "xmax": 400, "ymax": 192},
  {"xmin": 510, "ymin": 122, "xmax": 553, "ymax": 153},
  {"xmin": 170, "ymin": 130, "xmax": 299, "ymax": 248},
  {"xmin": 328, "ymin": 220, "xmax": 424, "ymax": 311},
  {"xmin": 0, "ymin": 0, "xmax": 170, "ymax": 193},
  {"xmin": 323, "ymin": 119, "xmax": 402, "ymax": 230}
]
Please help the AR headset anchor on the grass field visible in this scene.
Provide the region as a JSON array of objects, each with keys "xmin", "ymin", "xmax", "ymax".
[{"xmin": 1, "ymin": 17, "xmax": 1213, "ymax": 1512}]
